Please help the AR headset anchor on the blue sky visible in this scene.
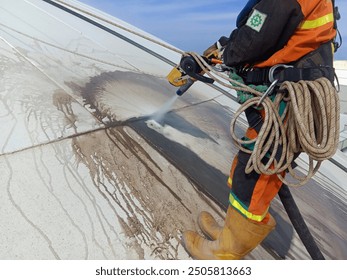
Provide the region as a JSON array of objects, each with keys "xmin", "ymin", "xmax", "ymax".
[{"xmin": 79, "ymin": 0, "xmax": 346, "ymax": 60}]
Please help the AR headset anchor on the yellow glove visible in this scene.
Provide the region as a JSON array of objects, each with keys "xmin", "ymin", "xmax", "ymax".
[
  {"xmin": 203, "ymin": 43, "xmax": 218, "ymax": 57},
  {"xmin": 203, "ymin": 36, "xmax": 229, "ymax": 59}
]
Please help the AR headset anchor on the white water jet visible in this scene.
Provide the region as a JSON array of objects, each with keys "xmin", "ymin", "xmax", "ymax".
[{"xmin": 150, "ymin": 95, "xmax": 178, "ymax": 122}]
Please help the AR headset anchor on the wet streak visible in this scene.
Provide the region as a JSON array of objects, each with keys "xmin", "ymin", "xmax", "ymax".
[
  {"xmin": 58, "ymin": 141, "xmax": 119, "ymax": 259},
  {"xmin": 32, "ymin": 147, "xmax": 89, "ymax": 259},
  {"xmin": 107, "ymin": 128, "xmax": 192, "ymax": 213},
  {"xmin": 4, "ymin": 156, "xmax": 61, "ymax": 259},
  {"xmin": 70, "ymin": 128, "xmax": 200, "ymax": 259},
  {"xmin": 71, "ymin": 133, "xmax": 158, "ymax": 258}
]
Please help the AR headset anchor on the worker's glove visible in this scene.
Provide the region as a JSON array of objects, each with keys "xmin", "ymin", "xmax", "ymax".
[{"xmin": 203, "ymin": 36, "xmax": 229, "ymax": 59}]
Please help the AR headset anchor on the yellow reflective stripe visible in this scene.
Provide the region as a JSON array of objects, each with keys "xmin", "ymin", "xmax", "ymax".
[
  {"xmin": 229, "ymin": 193, "xmax": 268, "ymax": 222},
  {"xmin": 227, "ymin": 177, "xmax": 232, "ymax": 186},
  {"xmin": 300, "ymin": 13, "xmax": 334, "ymax": 30}
]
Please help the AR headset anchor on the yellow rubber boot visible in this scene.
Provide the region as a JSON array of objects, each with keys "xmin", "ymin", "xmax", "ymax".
[
  {"xmin": 182, "ymin": 207, "xmax": 276, "ymax": 260},
  {"xmin": 198, "ymin": 211, "xmax": 222, "ymax": 240}
]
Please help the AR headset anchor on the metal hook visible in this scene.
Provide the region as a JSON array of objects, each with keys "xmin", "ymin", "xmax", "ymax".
[{"xmin": 268, "ymin": 64, "xmax": 293, "ymax": 83}]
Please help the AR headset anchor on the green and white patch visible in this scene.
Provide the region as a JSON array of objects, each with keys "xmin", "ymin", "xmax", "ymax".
[{"xmin": 246, "ymin": 9, "xmax": 267, "ymax": 32}]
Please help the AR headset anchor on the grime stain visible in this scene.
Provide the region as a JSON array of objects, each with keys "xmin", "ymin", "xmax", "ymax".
[
  {"xmin": 53, "ymin": 89, "xmax": 75, "ymax": 115},
  {"xmin": 70, "ymin": 127, "xmax": 203, "ymax": 259}
]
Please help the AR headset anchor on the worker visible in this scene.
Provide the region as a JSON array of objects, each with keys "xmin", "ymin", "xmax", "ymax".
[{"xmin": 182, "ymin": 0, "xmax": 338, "ymax": 259}]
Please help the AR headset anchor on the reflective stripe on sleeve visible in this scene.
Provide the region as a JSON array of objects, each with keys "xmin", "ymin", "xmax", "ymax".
[{"xmin": 300, "ymin": 13, "xmax": 334, "ymax": 30}]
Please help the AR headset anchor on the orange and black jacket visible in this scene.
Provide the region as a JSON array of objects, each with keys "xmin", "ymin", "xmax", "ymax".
[{"xmin": 222, "ymin": 0, "xmax": 337, "ymax": 68}]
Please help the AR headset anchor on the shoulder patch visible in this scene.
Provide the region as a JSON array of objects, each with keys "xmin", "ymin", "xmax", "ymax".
[{"xmin": 246, "ymin": 9, "xmax": 267, "ymax": 32}]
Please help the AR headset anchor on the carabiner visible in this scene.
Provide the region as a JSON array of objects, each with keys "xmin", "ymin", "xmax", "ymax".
[
  {"xmin": 268, "ymin": 64, "xmax": 293, "ymax": 83},
  {"xmin": 257, "ymin": 79, "xmax": 278, "ymax": 106}
]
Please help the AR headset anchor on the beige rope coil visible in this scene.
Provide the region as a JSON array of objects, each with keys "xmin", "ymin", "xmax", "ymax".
[
  {"xmin": 174, "ymin": 52, "xmax": 340, "ymax": 187},
  {"xmin": 179, "ymin": 52, "xmax": 340, "ymax": 187},
  {"xmin": 230, "ymin": 77, "xmax": 340, "ymax": 187}
]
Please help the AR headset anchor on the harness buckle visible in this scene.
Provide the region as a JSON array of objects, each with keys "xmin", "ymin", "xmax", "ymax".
[{"xmin": 268, "ymin": 64, "xmax": 293, "ymax": 83}]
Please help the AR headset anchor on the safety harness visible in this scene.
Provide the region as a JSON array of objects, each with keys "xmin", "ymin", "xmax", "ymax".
[{"xmin": 241, "ymin": 36, "xmax": 339, "ymax": 86}]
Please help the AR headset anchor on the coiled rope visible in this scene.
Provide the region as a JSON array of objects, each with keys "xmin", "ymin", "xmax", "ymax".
[{"xmin": 184, "ymin": 52, "xmax": 340, "ymax": 187}]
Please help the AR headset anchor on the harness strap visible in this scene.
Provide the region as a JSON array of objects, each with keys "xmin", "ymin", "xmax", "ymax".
[{"xmin": 244, "ymin": 66, "xmax": 335, "ymax": 85}]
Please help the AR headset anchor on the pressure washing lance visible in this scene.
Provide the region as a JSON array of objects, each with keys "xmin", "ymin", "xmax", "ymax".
[{"xmin": 167, "ymin": 54, "xmax": 222, "ymax": 96}]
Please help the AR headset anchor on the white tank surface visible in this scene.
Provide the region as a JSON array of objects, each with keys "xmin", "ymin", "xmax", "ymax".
[
  {"xmin": 334, "ymin": 60, "xmax": 347, "ymax": 113},
  {"xmin": 0, "ymin": 0, "xmax": 346, "ymax": 260},
  {"xmin": 334, "ymin": 60, "xmax": 347, "ymax": 85}
]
